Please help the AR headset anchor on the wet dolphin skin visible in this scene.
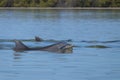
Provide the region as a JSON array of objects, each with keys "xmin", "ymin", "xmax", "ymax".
[{"xmin": 13, "ymin": 40, "xmax": 73, "ymax": 53}]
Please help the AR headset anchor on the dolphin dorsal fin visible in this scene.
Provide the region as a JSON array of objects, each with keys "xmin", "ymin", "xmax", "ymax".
[
  {"xmin": 14, "ymin": 40, "xmax": 29, "ymax": 51},
  {"xmin": 35, "ymin": 36, "xmax": 43, "ymax": 41}
]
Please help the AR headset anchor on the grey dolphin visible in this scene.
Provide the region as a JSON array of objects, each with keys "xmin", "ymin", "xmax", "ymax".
[{"xmin": 13, "ymin": 40, "xmax": 73, "ymax": 53}]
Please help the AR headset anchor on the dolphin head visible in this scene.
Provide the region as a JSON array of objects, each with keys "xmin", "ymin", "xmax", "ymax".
[{"xmin": 59, "ymin": 43, "xmax": 73, "ymax": 53}]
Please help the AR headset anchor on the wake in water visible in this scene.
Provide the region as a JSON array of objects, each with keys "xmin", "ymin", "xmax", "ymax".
[
  {"xmin": 0, "ymin": 38, "xmax": 120, "ymax": 43},
  {"xmin": 0, "ymin": 36, "xmax": 120, "ymax": 51},
  {"xmin": 80, "ymin": 40, "xmax": 120, "ymax": 43}
]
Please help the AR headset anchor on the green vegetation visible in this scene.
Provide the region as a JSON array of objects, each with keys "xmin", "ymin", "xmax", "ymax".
[
  {"xmin": 87, "ymin": 45, "xmax": 110, "ymax": 48},
  {"xmin": 0, "ymin": 0, "xmax": 120, "ymax": 7}
]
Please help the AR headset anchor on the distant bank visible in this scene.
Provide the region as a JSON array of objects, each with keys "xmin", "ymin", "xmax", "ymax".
[
  {"xmin": 0, "ymin": 7, "xmax": 120, "ymax": 10},
  {"xmin": 0, "ymin": 0, "xmax": 120, "ymax": 7}
]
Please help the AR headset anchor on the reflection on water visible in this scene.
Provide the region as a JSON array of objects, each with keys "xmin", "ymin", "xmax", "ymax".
[
  {"xmin": 0, "ymin": 9, "xmax": 120, "ymax": 80},
  {"xmin": 13, "ymin": 52, "xmax": 22, "ymax": 60}
]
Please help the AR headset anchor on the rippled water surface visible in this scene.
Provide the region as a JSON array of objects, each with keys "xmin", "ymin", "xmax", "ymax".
[{"xmin": 0, "ymin": 9, "xmax": 120, "ymax": 80}]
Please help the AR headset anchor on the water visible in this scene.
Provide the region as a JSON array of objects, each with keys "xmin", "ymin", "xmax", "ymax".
[{"xmin": 0, "ymin": 9, "xmax": 120, "ymax": 80}]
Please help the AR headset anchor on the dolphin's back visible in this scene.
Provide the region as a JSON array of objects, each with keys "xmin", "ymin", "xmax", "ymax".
[{"xmin": 41, "ymin": 42, "xmax": 71, "ymax": 53}]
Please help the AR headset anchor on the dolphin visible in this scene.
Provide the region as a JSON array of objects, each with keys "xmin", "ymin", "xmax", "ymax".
[
  {"xmin": 35, "ymin": 36, "xmax": 43, "ymax": 41},
  {"xmin": 13, "ymin": 40, "xmax": 73, "ymax": 53}
]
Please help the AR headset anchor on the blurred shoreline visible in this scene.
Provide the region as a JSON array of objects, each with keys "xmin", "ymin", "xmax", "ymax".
[{"xmin": 0, "ymin": 7, "xmax": 120, "ymax": 10}]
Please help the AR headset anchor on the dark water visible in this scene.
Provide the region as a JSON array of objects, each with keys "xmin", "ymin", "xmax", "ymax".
[{"xmin": 0, "ymin": 9, "xmax": 120, "ymax": 80}]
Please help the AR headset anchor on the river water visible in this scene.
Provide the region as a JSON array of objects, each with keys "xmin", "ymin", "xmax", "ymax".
[{"xmin": 0, "ymin": 9, "xmax": 120, "ymax": 80}]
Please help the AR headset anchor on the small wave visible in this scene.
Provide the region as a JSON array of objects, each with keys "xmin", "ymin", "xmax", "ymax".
[
  {"xmin": 78, "ymin": 40, "xmax": 120, "ymax": 43},
  {"xmin": 102, "ymin": 40, "xmax": 120, "ymax": 43},
  {"xmin": 0, "ymin": 39, "xmax": 35, "ymax": 42},
  {"xmin": 72, "ymin": 45, "xmax": 110, "ymax": 48}
]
